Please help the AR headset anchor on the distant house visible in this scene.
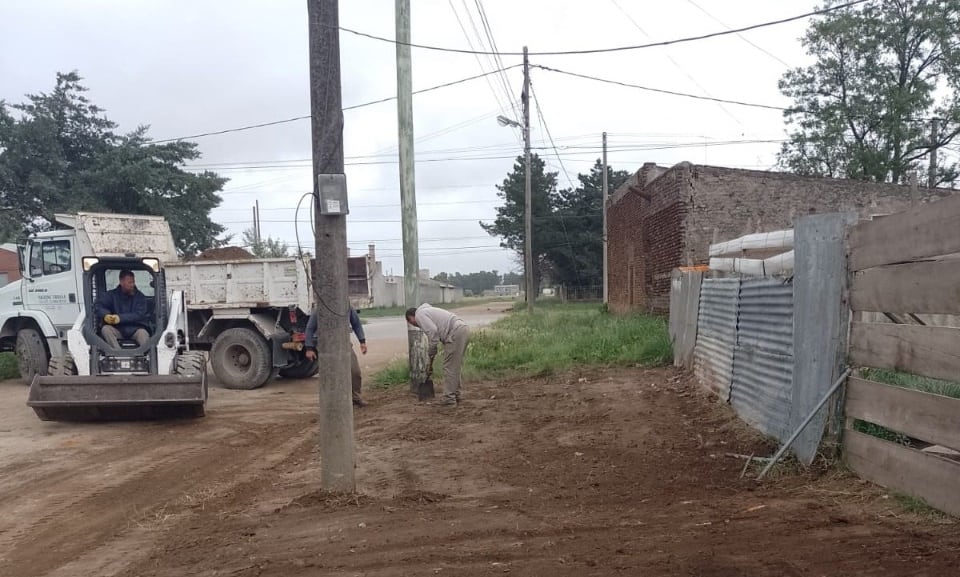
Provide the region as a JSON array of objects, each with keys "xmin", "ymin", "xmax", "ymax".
[
  {"xmin": 0, "ymin": 243, "xmax": 21, "ymax": 288},
  {"xmin": 359, "ymin": 244, "xmax": 464, "ymax": 308}
]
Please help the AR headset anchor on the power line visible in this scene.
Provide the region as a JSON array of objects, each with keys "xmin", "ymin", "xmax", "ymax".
[
  {"xmin": 335, "ymin": 1, "xmax": 869, "ymax": 56},
  {"xmin": 187, "ymin": 139, "xmax": 787, "ymax": 171},
  {"xmin": 151, "ymin": 66, "xmax": 519, "ymax": 144},
  {"xmin": 685, "ymin": 0, "xmax": 791, "ymax": 67},
  {"xmin": 535, "ymin": 65, "xmax": 786, "ymax": 111},
  {"xmin": 608, "ymin": 0, "xmax": 743, "ymax": 127}
]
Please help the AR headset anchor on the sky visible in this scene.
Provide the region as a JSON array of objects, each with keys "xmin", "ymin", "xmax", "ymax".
[{"xmin": 0, "ymin": 0, "xmax": 823, "ymax": 277}]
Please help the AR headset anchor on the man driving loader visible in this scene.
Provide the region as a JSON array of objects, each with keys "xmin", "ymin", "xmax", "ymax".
[{"xmin": 94, "ymin": 269, "xmax": 150, "ymax": 348}]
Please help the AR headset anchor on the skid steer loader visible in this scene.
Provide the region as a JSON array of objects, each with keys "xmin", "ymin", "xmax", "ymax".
[{"xmin": 27, "ymin": 256, "xmax": 207, "ymax": 421}]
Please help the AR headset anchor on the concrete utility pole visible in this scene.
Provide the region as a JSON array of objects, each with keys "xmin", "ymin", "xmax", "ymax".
[
  {"xmin": 396, "ymin": 0, "xmax": 428, "ymax": 391},
  {"xmin": 522, "ymin": 46, "xmax": 534, "ymax": 312},
  {"xmin": 602, "ymin": 132, "xmax": 609, "ymax": 306},
  {"xmin": 307, "ymin": 0, "xmax": 355, "ymax": 492},
  {"xmin": 929, "ymin": 117, "xmax": 939, "ymax": 188}
]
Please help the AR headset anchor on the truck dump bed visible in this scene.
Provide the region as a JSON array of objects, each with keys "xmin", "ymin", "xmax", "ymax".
[{"xmin": 164, "ymin": 258, "xmax": 311, "ymax": 311}]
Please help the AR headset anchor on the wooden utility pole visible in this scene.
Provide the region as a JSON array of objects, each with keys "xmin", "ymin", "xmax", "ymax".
[
  {"xmin": 602, "ymin": 132, "xmax": 608, "ymax": 306},
  {"xmin": 396, "ymin": 0, "xmax": 427, "ymax": 391},
  {"xmin": 522, "ymin": 46, "xmax": 534, "ymax": 311},
  {"xmin": 307, "ymin": 0, "xmax": 355, "ymax": 492},
  {"xmin": 929, "ymin": 117, "xmax": 939, "ymax": 188}
]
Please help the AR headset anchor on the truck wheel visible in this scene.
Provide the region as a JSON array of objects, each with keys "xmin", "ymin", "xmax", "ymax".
[
  {"xmin": 210, "ymin": 328, "xmax": 272, "ymax": 390},
  {"xmin": 16, "ymin": 328, "xmax": 49, "ymax": 385},
  {"xmin": 278, "ymin": 357, "xmax": 319, "ymax": 379}
]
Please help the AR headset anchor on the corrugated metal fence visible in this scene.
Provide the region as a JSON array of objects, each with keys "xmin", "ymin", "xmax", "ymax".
[
  {"xmin": 729, "ymin": 279, "xmax": 794, "ymax": 440},
  {"xmin": 672, "ymin": 213, "xmax": 853, "ymax": 462},
  {"xmin": 686, "ymin": 277, "xmax": 794, "ymax": 440}
]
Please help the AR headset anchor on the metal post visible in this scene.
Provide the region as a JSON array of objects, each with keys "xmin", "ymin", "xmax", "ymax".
[
  {"xmin": 602, "ymin": 132, "xmax": 608, "ymax": 305},
  {"xmin": 929, "ymin": 117, "xmax": 939, "ymax": 188},
  {"xmin": 757, "ymin": 368, "xmax": 852, "ymax": 480},
  {"xmin": 307, "ymin": 0, "xmax": 355, "ymax": 492},
  {"xmin": 396, "ymin": 0, "xmax": 427, "ymax": 390},
  {"xmin": 522, "ymin": 46, "xmax": 534, "ymax": 311}
]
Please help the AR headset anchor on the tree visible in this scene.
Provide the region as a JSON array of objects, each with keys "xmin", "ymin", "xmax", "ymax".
[
  {"xmin": 0, "ymin": 72, "xmax": 228, "ymax": 254},
  {"xmin": 545, "ymin": 160, "xmax": 630, "ymax": 288},
  {"xmin": 241, "ymin": 227, "xmax": 290, "ymax": 258},
  {"xmin": 778, "ymin": 0, "xmax": 960, "ymax": 186},
  {"xmin": 480, "ymin": 154, "xmax": 556, "ymax": 294},
  {"xmin": 482, "ymin": 156, "xmax": 630, "ymax": 290}
]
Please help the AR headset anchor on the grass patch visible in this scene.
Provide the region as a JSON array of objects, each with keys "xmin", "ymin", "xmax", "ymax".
[
  {"xmin": 358, "ymin": 297, "xmax": 515, "ymax": 319},
  {"xmin": 371, "ymin": 303, "xmax": 671, "ymax": 388},
  {"xmin": 861, "ymin": 368, "xmax": 960, "ymax": 399},
  {"xmin": 0, "ymin": 352, "xmax": 19, "ymax": 380},
  {"xmin": 894, "ymin": 493, "xmax": 949, "ymax": 519},
  {"xmin": 853, "ymin": 370, "xmax": 960, "ymax": 447}
]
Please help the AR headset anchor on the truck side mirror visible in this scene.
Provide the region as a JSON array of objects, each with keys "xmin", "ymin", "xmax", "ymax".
[{"xmin": 17, "ymin": 244, "xmax": 30, "ymax": 280}]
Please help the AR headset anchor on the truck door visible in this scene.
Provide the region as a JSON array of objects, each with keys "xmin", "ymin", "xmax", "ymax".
[{"xmin": 23, "ymin": 238, "xmax": 81, "ymax": 332}]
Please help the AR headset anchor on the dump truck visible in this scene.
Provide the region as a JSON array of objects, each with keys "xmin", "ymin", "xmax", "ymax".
[{"xmin": 0, "ymin": 213, "xmax": 316, "ymax": 420}]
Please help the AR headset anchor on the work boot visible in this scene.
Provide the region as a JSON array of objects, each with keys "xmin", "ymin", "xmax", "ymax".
[
  {"xmin": 353, "ymin": 398, "xmax": 367, "ymax": 408},
  {"xmin": 433, "ymin": 396, "xmax": 457, "ymax": 408}
]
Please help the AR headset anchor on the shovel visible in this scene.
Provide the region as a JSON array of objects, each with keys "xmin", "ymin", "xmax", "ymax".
[{"xmin": 418, "ymin": 376, "xmax": 435, "ymax": 401}]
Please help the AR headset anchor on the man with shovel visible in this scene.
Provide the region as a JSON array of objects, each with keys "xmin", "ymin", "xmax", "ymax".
[{"xmin": 405, "ymin": 304, "xmax": 470, "ymax": 407}]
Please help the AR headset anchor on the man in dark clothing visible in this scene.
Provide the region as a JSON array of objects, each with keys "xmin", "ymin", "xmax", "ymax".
[
  {"xmin": 94, "ymin": 269, "xmax": 151, "ymax": 349},
  {"xmin": 305, "ymin": 306, "xmax": 367, "ymax": 407}
]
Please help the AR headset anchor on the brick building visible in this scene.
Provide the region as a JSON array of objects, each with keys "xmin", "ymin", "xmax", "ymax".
[
  {"xmin": 0, "ymin": 244, "xmax": 20, "ymax": 287},
  {"xmin": 607, "ymin": 162, "xmax": 956, "ymax": 314}
]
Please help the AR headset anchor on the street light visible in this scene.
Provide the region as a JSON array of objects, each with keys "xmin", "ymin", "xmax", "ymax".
[{"xmin": 497, "ymin": 115, "xmax": 521, "ymax": 128}]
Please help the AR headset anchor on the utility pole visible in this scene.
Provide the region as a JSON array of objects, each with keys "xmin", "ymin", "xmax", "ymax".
[
  {"xmin": 396, "ymin": 0, "xmax": 427, "ymax": 391},
  {"xmin": 307, "ymin": 0, "xmax": 355, "ymax": 492},
  {"xmin": 522, "ymin": 46, "xmax": 534, "ymax": 312},
  {"xmin": 602, "ymin": 132, "xmax": 609, "ymax": 306},
  {"xmin": 929, "ymin": 117, "xmax": 939, "ymax": 188}
]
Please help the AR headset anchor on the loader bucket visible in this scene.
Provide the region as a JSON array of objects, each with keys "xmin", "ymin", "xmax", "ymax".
[{"xmin": 27, "ymin": 372, "xmax": 207, "ymax": 422}]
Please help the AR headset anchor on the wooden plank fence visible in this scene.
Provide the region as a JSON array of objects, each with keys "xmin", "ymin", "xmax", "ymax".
[{"xmin": 843, "ymin": 193, "xmax": 960, "ymax": 517}]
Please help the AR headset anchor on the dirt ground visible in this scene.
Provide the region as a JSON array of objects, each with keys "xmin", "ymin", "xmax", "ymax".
[{"xmin": 1, "ymin": 303, "xmax": 958, "ymax": 576}]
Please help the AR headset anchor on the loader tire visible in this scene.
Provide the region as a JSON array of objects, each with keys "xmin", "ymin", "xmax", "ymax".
[
  {"xmin": 210, "ymin": 328, "xmax": 272, "ymax": 390},
  {"xmin": 16, "ymin": 328, "xmax": 49, "ymax": 385},
  {"xmin": 47, "ymin": 354, "xmax": 77, "ymax": 377},
  {"xmin": 174, "ymin": 351, "xmax": 206, "ymax": 378},
  {"xmin": 278, "ymin": 357, "xmax": 319, "ymax": 379}
]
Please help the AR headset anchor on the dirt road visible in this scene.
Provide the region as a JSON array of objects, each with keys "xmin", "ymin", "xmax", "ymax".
[{"xmin": 1, "ymin": 301, "xmax": 958, "ymax": 576}]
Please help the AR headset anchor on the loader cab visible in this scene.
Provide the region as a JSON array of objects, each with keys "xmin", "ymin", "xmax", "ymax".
[{"xmin": 80, "ymin": 256, "xmax": 167, "ymax": 376}]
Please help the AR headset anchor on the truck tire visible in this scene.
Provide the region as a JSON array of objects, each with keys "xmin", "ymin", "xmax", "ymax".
[
  {"xmin": 278, "ymin": 357, "xmax": 319, "ymax": 379},
  {"xmin": 210, "ymin": 328, "xmax": 273, "ymax": 390},
  {"xmin": 16, "ymin": 328, "xmax": 49, "ymax": 385}
]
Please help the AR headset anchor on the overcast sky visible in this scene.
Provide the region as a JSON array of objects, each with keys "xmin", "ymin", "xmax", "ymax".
[{"xmin": 1, "ymin": 0, "xmax": 821, "ymax": 278}]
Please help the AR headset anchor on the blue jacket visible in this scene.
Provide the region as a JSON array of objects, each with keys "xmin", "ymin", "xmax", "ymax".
[
  {"xmin": 94, "ymin": 286, "xmax": 150, "ymax": 338},
  {"xmin": 305, "ymin": 307, "xmax": 365, "ymax": 351}
]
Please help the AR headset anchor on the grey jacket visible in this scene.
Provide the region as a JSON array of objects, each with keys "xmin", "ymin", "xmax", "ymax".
[{"xmin": 414, "ymin": 303, "xmax": 467, "ymax": 357}]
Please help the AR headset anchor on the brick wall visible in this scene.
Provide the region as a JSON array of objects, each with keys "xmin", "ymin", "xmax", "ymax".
[
  {"xmin": 608, "ymin": 162, "xmax": 957, "ymax": 315},
  {"xmin": 608, "ymin": 163, "xmax": 687, "ymax": 314},
  {"xmin": 682, "ymin": 165, "xmax": 956, "ymax": 266},
  {"xmin": 0, "ymin": 248, "xmax": 20, "ymax": 285}
]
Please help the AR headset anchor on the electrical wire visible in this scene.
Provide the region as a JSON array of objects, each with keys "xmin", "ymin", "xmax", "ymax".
[
  {"xmin": 151, "ymin": 66, "xmax": 519, "ymax": 144},
  {"xmin": 334, "ymin": 1, "xmax": 869, "ymax": 56},
  {"xmin": 534, "ymin": 65, "xmax": 786, "ymax": 111},
  {"xmin": 685, "ymin": 0, "xmax": 791, "ymax": 67},
  {"xmin": 608, "ymin": 0, "xmax": 743, "ymax": 127}
]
